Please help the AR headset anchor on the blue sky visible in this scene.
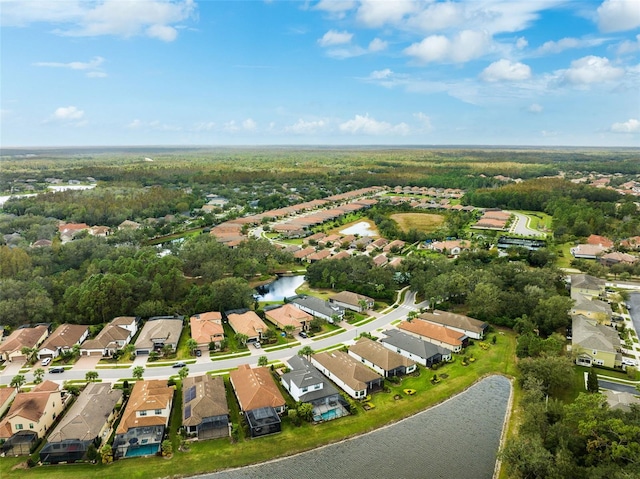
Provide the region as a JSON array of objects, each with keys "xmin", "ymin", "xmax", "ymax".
[{"xmin": 1, "ymin": 0, "xmax": 639, "ymax": 147}]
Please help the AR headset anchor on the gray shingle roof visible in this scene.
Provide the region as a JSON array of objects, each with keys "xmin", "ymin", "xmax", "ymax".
[{"xmin": 380, "ymin": 329, "xmax": 451, "ymax": 360}]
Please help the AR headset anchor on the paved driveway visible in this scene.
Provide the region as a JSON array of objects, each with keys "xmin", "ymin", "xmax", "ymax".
[
  {"xmin": 74, "ymin": 354, "xmax": 102, "ymax": 371},
  {"xmin": 1, "ymin": 358, "xmax": 26, "ymax": 380}
]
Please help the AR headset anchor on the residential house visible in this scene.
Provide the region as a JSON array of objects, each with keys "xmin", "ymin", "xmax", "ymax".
[
  {"xmin": 366, "ymin": 238, "xmax": 389, "ymax": 252},
  {"xmin": 39, "ymin": 383, "xmax": 122, "ymax": 464},
  {"xmin": 348, "ymin": 337, "xmax": 417, "ymax": 377},
  {"xmin": 118, "ymin": 220, "xmax": 141, "ymax": 230},
  {"xmin": 134, "ymin": 316, "xmax": 183, "ymax": 355},
  {"xmin": 80, "ymin": 316, "xmax": 138, "ymax": 357},
  {"xmin": 571, "ymin": 291, "xmax": 613, "ymax": 325},
  {"xmin": 571, "ymin": 243, "xmax": 608, "ymax": 259},
  {"xmin": 37, "ymin": 324, "xmax": 89, "ymax": 360},
  {"xmin": 398, "ymin": 319, "xmax": 467, "ymax": 352},
  {"xmin": 429, "ymin": 239, "xmax": 470, "ymax": 256},
  {"xmin": 587, "ymin": 234, "xmax": 614, "ymax": 249},
  {"xmin": 264, "ymin": 304, "xmax": 312, "ymax": 332},
  {"xmin": 182, "ymin": 375, "xmax": 230, "ymax": 440},
  {"xmin": 306, "ymin": 249, "xmax": 332, "ymax": 262},
  {"xmin": 620, "ymin": 236, "xmax": 640, "ymax": 250},
  {"xmin": 0, "ymin": 387, "xmax": 18, "ymax": 418},
  {"xmin": 330, "ymin": 250, "xmax": 351, "ymax": 261},
  {"xmin": 229, "ymin": 365, "xmax": 286, "ymax": 438},
  {"xmin": 113, "ymin": 380, "xmax": 174, "ymax": 459},
  {"xmin": 281, "ymin": 356, "xmax": 350, "ymax": 422},
  {"xmin": 383, "ymin": 239, "xmax": 406, "ymax": 252},
  {"xmin": 571, "ymin": 314, "xmax": 621, "ymax": 369},
  {"xmin": 317, "ymin": 234, "xmax": 342, "ymax": 247},
  {"xmin": 372, "ymin": 253, "xmax": 388, "ymax": 267},
  {"xmin": 380, "ymin": 329, "xmax": 452, "ymax": 367},
  {"xmin": 290, "ymin": 296, "xmax": 345, "ymax": 323},
  {"xmin": 571, "ymin": 274, "xmax": 606, "ymax": 298},
  {"xmin": 310, "ymin": 350, "xmax": 383, "ymax": 399},
  {"xmin": 603, "ymin": 390, "xmax": 640, "ymax": 412},
  {"xmin": 293, "ymin": 246, "xmax": 316, "ymax": 260},
  {"xmin": 0, "ymin": 381, "xmax": 65, "ymax": 455},
  {"xmin": 190, "ymin": 312, "xmax": 225, "ymax": 350},
  {"xmin": 0, "ymin": 325, "xmax": 49, "ymax": 362},
  {"xmin": 418, "ymin": 310, "xmax": 488, "ymax": 340},
  {"xmin": 58, "ymin": 223, "xmax": 89, "ymax": 243},
  {"xmin": 599, "ymin": 252, "xmax": 638, "ymax": 267},
  {"xmin": 329, "ymin": 291, "xmax": 374, "ymax": 313},
  {"xmin": 89, "ymin": 225, "xmax": 110, "ymax": 237},
  {"xmin": 227, "ymin": 311, "xmax": 268, "ymax": 343}
]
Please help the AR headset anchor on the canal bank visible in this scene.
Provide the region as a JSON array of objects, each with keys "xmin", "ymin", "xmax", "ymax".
[{"xmin": 197, "ymin": 375, "xmax": 512, "ymax": 479}]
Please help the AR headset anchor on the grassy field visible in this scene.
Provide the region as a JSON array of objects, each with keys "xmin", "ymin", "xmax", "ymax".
[
  {"xmin": 0, "ymin": 332, "xmax": 517, "ymax": 479},
  {"xmin": 390, "ymin": 213, "xmax": 445, "ymax": 233}
]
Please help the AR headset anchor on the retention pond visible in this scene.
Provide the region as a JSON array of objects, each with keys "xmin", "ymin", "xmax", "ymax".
[{"xmin": 198, "ymin": 375, "xmax": 511, "ymax": 479}]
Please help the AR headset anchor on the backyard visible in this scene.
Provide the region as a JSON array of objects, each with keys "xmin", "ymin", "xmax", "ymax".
[{"xmin": 0, "ymin": 330, "xmax": 517, "ymax": 479}]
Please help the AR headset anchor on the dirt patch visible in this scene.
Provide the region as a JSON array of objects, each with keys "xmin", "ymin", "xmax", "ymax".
[{"xmin": 390, "ymin": 213, "xmax": 445, "ymax": 233}]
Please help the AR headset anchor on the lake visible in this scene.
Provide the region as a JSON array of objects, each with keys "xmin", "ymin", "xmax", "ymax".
[
  {"xmin": 255, "ymin": 275, "xmax": 306, "ymax": 302},
  {"xmin": 339, "ymin": 221, "xmax": 378, "ymax": 237},
  {"xmin": 198, "ymin": 375, "xmax": 512, "ymax": 479}
]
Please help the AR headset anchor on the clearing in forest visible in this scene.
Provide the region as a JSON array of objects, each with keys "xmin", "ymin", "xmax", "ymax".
[{"xmin": 390, "ymin": 213, "xmax": 445, "ymax": 233}]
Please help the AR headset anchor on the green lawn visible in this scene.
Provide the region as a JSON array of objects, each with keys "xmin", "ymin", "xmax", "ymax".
[{"xmin": 0, "ymin": 331, "xmax": 518, "ymax": 479}]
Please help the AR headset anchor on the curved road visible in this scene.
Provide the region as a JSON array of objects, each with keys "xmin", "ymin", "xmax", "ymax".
[
  {"xmin": 1, "ymin": 290, "xmax": 426, "ymax": 386},
  {"xmin": 507, "ymin": 211, "xmax": 545, "ymax": 237}
]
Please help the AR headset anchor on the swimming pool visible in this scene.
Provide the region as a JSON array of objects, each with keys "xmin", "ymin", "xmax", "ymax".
[{"xmin": 125, "ymin": 444, "xmax": 159, "ymax": 457}]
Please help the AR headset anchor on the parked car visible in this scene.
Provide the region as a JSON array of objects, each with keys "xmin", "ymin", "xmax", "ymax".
[
  {"xmin": 41, "ymin": 357, "xmax": 52, "ymax": 366},
  {"xmin": 49, "ymin": 367, "xmax": 64, "ymax": 374},
  {"xmin": 253, "ymin": 342, "xmax": 261, "ymax": 349},
  {"xmin": 299, "ymin": 331, "xmax": 308, "ymax": 339},
  {"xmin": 173, "ymin": 362, "xmax": 187, "ymax": 368},
  {"xmin": 622, "ymin": 358, "xmax": 637, "ymax": 367}
]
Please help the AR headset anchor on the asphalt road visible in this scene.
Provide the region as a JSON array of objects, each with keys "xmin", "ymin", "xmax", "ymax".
[
  {"xmin": 599, "ymin": 379, "xmax": 639, "ymax": 395},
  {"xmin": 508, "ymin": 211, "xmax": 544, "ymax": 237},
  {"xmin": 1, "ymin": 290, "xmax": 426, "ymax": 386},
  {"xmin": 626, "ymin": 291, "xmax": 640, "ymax": 337}
]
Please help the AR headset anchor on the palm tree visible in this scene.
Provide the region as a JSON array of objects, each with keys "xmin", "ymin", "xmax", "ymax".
[
  {"xmin": 284, "ymin": 325, "xmax": 295, "ymax": 340},
  {"xmin": 235, "ymin": 333, "xmax": 249, "ymax": 347},
  {"xmin": 86, "ymin": 370, "xmax": 99, "ymax": 382},
  {"xmin": 10, "ymin": 374, "xmax": 26, "ymax": 391},
  {"xmin": 298, "ymin": 346, "xmax": 314, "ymax": 360},
  {"xmin": 257, "ymin": 356, "xmax": 268, "ymax": 367},
  {"xmin": 186, "ymin": 338, "xmax": 198, "ymax": 356},
  {"xmin": 33, "ymin": 368, "xmax": 45, "ymax": 384}
]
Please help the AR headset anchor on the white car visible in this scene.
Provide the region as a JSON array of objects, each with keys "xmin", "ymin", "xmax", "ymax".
[
  {"xmin": 41, "ymin": 357, "xmax": 52, "ymax": 366},
  {"xmin": 622, "ymin": 358, "xmax": 637, "ymax": 367}
]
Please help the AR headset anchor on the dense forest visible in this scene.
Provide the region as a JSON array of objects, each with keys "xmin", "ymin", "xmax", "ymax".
[{"xmin": 0, "ymin": 236, "xmax": 293, "ymax": 329}]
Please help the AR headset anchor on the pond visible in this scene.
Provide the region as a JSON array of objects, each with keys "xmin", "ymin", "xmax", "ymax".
[
  {"xmin": 198, "ymin": 375, "xmax": 511, "ymax": 479},
  {"xmin": 339, "ymin": 221, "xmax": 378, "ymax": 237},
  {"xmin": 255, "ymin": 275, "xmax": 306, "ymax": 302}
]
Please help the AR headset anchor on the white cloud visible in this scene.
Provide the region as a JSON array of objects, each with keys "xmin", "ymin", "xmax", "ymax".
[
  {"xmin": 128, "ymin": 119, "xmax": 143, "ymax": 129},
  {"xmin": 325, "ymin": 46, "xmax": 366, "ymax": 59},
  {"xmin": 242, "ymin": 118, "xmax": 257, "ymax": 131},
  {"xmin": 368, "ymin": 37, "xmax": 388, "ymax": 52},
  {"xmin": 617, "ymin": 34, "xmax": 640, "ymax": 55},
  {"xmin": 404, "ymin": 30, "xmax": 491, "ymax": 63},
  {"xmin": 1, "ymin": 0, "xmax": 195, "ymax": 41},
  {"xmin": 223, "ymin": 121, "xmax": 239, "ymax": 133},
  {"xmin": 339, "ymin": 114, "xmax": 409, "ymax": 135},
  {"xmin": 516, "ymin": 37, "xmax": 528, "ymax": 49},
  {"xmin": 318, "ymin": 29, "xmax": 353, "ymax": 47},
  {"xmin": 535, "ymin": 37, "xmax": 608, "ymax": 55},
  {"xmin": 528, "ymin": 103, "xmax": 544, "ymax": 113},
  {"xmin": 610, "ymin": 118, "xmax": 640, "ymax": 133},
  {"xmin": 562, "ymin": 55, "xmax": 624, "ymax": 84},
  {"xmin": 146, "ymin": 24, "xmax": 178, "ymax": 42},
  {"xmin": 285, "ymin": 119, "xmax": 328, "ymax": 135},
  {"xmin": 356, "ymin": 0, "xmax": 417, "ymax": 28},
  {"xmin": 313, "ymin": 0, "xmax": 356, "ymax": 19},
  {"xmin": 126, "ymin": 119, "xmax": 181, "ymax": 131},
  {"xmin": 193, "ymin": 121, "xmax": 216, "ymax": 132},
  {"xmin": 413, "ymin": 112, "xmax": 432, "ymax": 130},
  {"xmin": 480, "ymin": 59, "xmax": 532, "ymax": 82},
  {"xmin": 52, "ymin": 106, "xmax": 84, "ymax": 121},
  {"xmin": 369, "ymin": 68, "xmax": 394, "ymax": 80},
  {"xmin": 33, "ymin": 56, "xmax": 106, "ymax": 77},
  {"xmin": 597, "ymin": 0, "xmax": 640, "ymax": 32}
]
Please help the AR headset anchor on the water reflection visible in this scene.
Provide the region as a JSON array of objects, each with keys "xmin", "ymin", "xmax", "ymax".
[
  {"xmin": 339, "ymin": 221, "xmax": 378, "ymax": 236},
  {"xmin": 255, "ymin": 275, "xmax": 306, "ymax": 302},
  {"xmin": 199, "ymin": 375, "xmax": 511, "ymax": 479}
]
